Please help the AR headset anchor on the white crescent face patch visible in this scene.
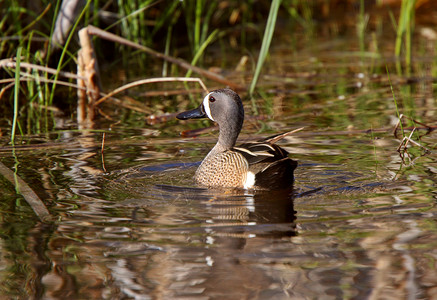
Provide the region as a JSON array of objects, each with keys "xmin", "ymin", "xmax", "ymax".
[{"xmin": 202, "ymin": 92, "xmax": 214, "ymax": 122}]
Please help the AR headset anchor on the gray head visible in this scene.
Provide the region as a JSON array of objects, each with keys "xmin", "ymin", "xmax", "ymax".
[{"xmin": 177, "ymin": 88, "xmax": 244, "ymax": 149}]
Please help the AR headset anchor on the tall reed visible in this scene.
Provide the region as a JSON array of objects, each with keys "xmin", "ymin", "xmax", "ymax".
[
  {"xmin": 49, "ymin": 0, "xmax": 92, "ymax": 105},
  {"xmin": 11, "ymin": 47, "xmax": 22, "ymax": 145},
  {"xmin": 249, "ymin": 0, "xmax": 281, "ymax": 101},
  {"xmin": 395, "ymin": 0, "xmax": 416, "ymax": 75},
  {"xmin": 182, "ymin": 0, "xmax": 218, "ymax": 63}
]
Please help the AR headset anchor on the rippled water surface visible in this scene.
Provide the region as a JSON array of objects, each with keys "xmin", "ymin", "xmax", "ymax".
[
  {"xmin": 1, "ymin": 117, "xmax": 435, "ymax": 299},
  {"xmin": 1, "ymin": 23, "xmax": 437, "ymax": 300}
]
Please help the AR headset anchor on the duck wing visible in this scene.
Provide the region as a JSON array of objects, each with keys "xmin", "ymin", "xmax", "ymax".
[
  {"xmin": 233, "ymin": 142, "xmax": 288, "ymax": 165},
  {"xmin": 233, "ymin": 128, "xmax": 302, "ymax": 189},
  {"xmin": 233, "ymin": 127, "xmax": 303, "ymax": 165},
  {"xmin": 234, "ymin": 141, "xmax": 297, "ymax": 189}
]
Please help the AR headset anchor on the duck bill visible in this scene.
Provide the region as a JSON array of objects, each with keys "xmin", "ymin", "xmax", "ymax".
[{"xmin": 176, "ymin": 104, "xmax": 206, "ymax": 120}]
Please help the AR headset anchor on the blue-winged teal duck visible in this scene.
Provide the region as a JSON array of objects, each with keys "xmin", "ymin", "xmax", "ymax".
[{"xmin": 177, "ymin": 88, "xmax": 299, "ymax": 189}]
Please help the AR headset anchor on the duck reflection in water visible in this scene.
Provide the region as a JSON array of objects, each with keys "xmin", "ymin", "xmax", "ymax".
[
  {"xmin": 151, "ymin": 183, "xmax": 297, "ymax": 239},
  {"xmin": 148, "ymin": 184, "xmax": 297, "ymax": 299}
]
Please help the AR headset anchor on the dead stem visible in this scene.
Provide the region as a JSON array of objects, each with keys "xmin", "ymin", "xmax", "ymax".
[
  {"xmin": 77, "ymin": 27, "xmax": 102, "ymax": 125},
  {"xmin": 0, "ymin": 76, "xmax": 125, "ymax": 108},
  {"xmin": 393, "ymin": 115, "xmax": 434, "ymax": 164},
  {"xmin": 396, "ymin": 128, "xmax": 432, "ymax": 164},
  {"xmin": 95, "ymin": 77, "xmax": 209, "ymax": 106},
  {"xmin": 0, "ymin": 76, "xmax": 85, "ymax": 100},
  {"xmin": 0, "ymin": 59, "xmax": 84, "ymax": 80},
  {"xmin": 86, "ymin": 25, "xmax": 243, "ymax": 90},
  {"xmin": 393, "ymin": 114, "xmax": 434, "ymax": 138},
  {"xmin": 138, "ymin": 88, "xmax": 206, "ymax": 97},
  {"xmin": 265, "ymin": 127, "xmax": 305, "ymax": 144}
]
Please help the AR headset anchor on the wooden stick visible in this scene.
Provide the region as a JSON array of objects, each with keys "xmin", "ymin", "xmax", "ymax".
[{"xmin": 0, "ymin": 161, "xmax": 50, "ymax": 222}]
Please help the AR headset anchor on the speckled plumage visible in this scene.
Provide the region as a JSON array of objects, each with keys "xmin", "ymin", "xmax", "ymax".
[
  {"xmin": 195, "ymin": 150, "xmax": 249, "ymax": 188},
  {"xmin": 177, "ymin": 88, "xmax": 299, "ymax": 189}
]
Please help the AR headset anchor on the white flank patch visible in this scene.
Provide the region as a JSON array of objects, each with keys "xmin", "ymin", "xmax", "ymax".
[
  {"xmin": 244, "ymin": 171, "xmax": 256, "ymax": 189},
  {"xmin": 202, "ymin": 92, "xmax": 214, "ymax": 121}
]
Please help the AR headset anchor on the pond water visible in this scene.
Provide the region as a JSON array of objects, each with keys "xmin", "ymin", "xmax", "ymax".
[{"xmin": 1, "ymin": 14, "xmax": 437, "ymax": 300}]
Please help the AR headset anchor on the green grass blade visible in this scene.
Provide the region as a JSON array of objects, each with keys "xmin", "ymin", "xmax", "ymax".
[
  {"xmin": 395, "ymin": 0, "xmax": 407, "ymax": 58},
  {"xmin": 395, "ymin": 0, "xmax": 416, "ymax": 75},
  {"xmin": 405, "ymin": 0, "xmax": 415, "ymax": 76},
  {"xmin": 49, "ymin": 0, "xmax": 92, "ymax": 105},
  {"xmin": 45, "ymin": 0, "xmax": 62, "ymax": 64},
  {"xmin": 182, "ymin": 1, "xmax": 194, "ymax": 53},
  {"xmin": 163, "ymin": 25, "xmax": 173, "ymax": 77},
  {"xmin": 194, "ymin": 0, "xmax": 203, "ymax": 53},
  {"xmin": 11, "ymin": 47, "xmax": 22, "ymax": 145},
  {"xmin": 386, "ymin": 65, "xmax": 404, "ymax": 138},
  {"xmin": 152, "ymin": 0, "xmax": 179, "ymax": 36},
  {"xmin": 185, "ymin": 29, "xmax": 219, "ymax": 78},
  {"xmin": 249, "ymin": 0, "xmax": 281, "ymax": 98},
  {"xmin": 200, "ymin": 1, "xmax": 217, "ymax": 47}
]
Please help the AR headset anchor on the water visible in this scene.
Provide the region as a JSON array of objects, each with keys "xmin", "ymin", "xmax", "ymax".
[
  {"xmin": 0, "ymin": 117, "xmax": 435, "ymax": 299},
  {"xmin": 1, "ymin": 21, "xmax": 437, "ymax": 300}
]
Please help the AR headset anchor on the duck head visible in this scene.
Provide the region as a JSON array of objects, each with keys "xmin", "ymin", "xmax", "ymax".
[{"xmin": 177, "ymin": 89, "xmax": 244, "ymax": 149}]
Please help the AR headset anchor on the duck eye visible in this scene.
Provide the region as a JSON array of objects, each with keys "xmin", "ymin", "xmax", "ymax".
[{"xmin": 209, "ymin": 96, "xmax": 216, "ymax": 102}]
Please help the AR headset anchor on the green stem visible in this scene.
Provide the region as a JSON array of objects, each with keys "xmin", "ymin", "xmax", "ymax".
[
  {"xmin": 194, "ymin": 0, "xmax": 203, "ymax": 53},
  {"xmin": 11, "ymin": 47, "xmax": 22, "ymax": 145},
  {"xmin": 386, "ymin": 65, "xmax": 404, "ymax": 138},
  {"xmin": 163, "ymin": 25, "xmax": 173, "ymax": 77},
  {"xmin": 49, "ymin": 0, "xmax": 92, "ymax": 105},
  {"xmin": 185, "ymin": 29, "xmax": 219, "ymax": 78},
  {"xmin": 249, "ymin": 0, "xmax": 281, "ymax": 100}
]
